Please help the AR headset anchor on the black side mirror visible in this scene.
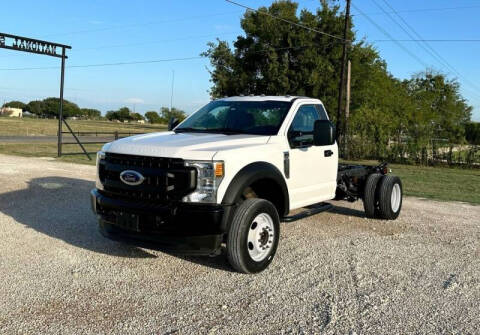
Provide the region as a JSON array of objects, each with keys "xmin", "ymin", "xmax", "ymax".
[
  {"xmin": 168, "ymin": 117, "xmax": 180, "ymax": 131},
  {"xmin": 313, "ymin": 120, "xmax": 335, "ymax": 146}
]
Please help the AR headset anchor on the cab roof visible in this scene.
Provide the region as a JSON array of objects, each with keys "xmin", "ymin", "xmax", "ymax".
[{"xmin": 218, "ymin": 95, "xmax": 316, "ymax": 102}]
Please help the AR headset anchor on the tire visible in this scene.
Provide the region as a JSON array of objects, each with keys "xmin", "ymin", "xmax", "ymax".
[
  {"xmin": 377, "ymin": 175, "xmax": 403, "ymax": 220},
  {"xmin": 226, "ymin": 198, "xmax": 280, "ymax": 274},
  {"xmin": 363, "ymin": 173, "xmax": 382, "ymax": 218}
]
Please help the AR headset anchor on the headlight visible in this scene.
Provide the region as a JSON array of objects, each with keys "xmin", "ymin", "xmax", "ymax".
[
  {"xmin": 95, "ymin": 151, "xmax": 106, "ymax": 191},
  {"xmin": 183, "ymin": 160, "xmax": 224, "ymax": 203}
]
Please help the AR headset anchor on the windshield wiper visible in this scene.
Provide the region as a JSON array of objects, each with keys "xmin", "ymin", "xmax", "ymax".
[
  {"xmin": 174, "ymin": 127, "xmax": 206, "ymax": 133},
  {"xmin": 208, "ymin": 128, "xmax": 251, "ymax": 135},
  {"xmin": 174, "ymin": 127, "xmax": 251, "ymax": 135}
]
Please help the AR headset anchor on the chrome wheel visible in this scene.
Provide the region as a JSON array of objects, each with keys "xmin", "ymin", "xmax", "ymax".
[
  {"xmin": 247, "ymin": 213, "xmax": 275, "ymax": 262},
  {"xmin": 391, "ymin": 183, "xmax": 401, "ymax": 213}
]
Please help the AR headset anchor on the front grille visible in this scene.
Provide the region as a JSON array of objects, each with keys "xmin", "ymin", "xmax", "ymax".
[{"xmin": 99, "ymin": 153, "xmax": 196, "ymax": 203}]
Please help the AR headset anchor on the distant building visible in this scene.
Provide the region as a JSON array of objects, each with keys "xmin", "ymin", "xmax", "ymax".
[
  {"xmin": 1, "ymin": 107, "xmax": 23, "ymax": 118},
  {"xmin": 137, "ymin": 119, "xmax": 145, "ymax": 124}
]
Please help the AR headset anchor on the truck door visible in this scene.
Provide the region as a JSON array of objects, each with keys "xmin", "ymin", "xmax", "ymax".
[{"xmin": 286, "ymin": 104, "xmax": 338, "ymax": 209}]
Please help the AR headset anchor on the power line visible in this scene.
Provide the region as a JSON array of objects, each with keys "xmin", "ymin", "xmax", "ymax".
[
  {"xmin": 225, "ymin": 0, "xmax": 348, "ymax": 42},
  {"xmin": 351, "ymin": 5, "xmax": 480, "ymax": 16},
  {"xmin": 371, "ymin": 0, "xmax": 450, "ymax": 72},
  {"xmin": 0, "ymin": 43, "xmax": 326, "ymax": 72},
  {"xmin": 0, "ymin": 56, "xmax": 205, "ymax": 71},
  {"xmin": 38, "ymin": 11, "xmax": 243, "ymax": 39},
  {"xmin": 374, "ymin": 39, "xmax": 480, "ymax": 43},
  {"xmin": 377, "ymin": 0, "xmax": 480, "ymax": 99},
  {"xmin": 350, "ymin": 3, "xmax": 428, "ymax": 68},
  {"xmin": 72, "ymin": 32, "xmax": 241, "ymax": 53}
]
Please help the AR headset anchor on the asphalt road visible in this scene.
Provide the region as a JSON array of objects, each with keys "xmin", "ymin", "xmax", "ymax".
[{"xmin": 0, "ymin": 154, "xmax": 479, "ymax": 334}]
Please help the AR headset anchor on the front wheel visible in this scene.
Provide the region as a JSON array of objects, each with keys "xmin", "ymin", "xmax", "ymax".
[{"xmin": 226, "ymin": 198, "xmax": 280, "ymax": 274}]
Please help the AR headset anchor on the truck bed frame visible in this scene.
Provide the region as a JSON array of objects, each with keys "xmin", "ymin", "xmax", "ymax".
[
  {"xmin": 282, "ymin": 162, "xmax": 388, "ymax": 222},
  {"xmin": 336, "ymin": 162, "xmax": 388, "ymax": 201}
]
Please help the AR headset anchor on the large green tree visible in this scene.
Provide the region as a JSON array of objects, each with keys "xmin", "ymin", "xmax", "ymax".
[
  {"xmin": 145, "ymin": 111, "xmax": 162, "ymax": 124},
  {"xmin": 159, "ymin": 107, "xmax": 187, "ymax": 123},
  {"xmin": 203, "ymin": 0, "xmax": 473, "ymax": 164},
  {"xmin": 41, "ymin": 97, "xmax": 81, "ymax": 118},
  {"xmin": 202, "ymin": 0, "xmax": 354, "ymax": 121},
  {"xmin": 3, "ymin": 101, "xmax": 27, "ymax": 110}
]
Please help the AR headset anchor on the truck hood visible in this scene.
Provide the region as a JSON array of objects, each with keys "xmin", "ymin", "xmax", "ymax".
[{"xmin": 105, "ymin": 131, "xmax": 270, "ymax": 160}]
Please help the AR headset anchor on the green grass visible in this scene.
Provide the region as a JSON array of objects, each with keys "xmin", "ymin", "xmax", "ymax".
[
  {"xmin": 1, "ymin": 137, "xmax": 479, "ymax": 204},
  {"xmin": 343, "ymin": 160, "xmax": 480, "ymax": 205},
  {"xmin": 0, "ymin": 117, "xmax": 167, "ymax": 165},
  {"xmin": 0, "ymin": 117, "xmax": 166, "ymax": 136},
  {"xmin": 0, "ymin": 143, "xmax": 101, "ymax": 165}
]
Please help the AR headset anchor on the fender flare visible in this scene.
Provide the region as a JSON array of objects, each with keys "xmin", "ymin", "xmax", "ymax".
[{"xmin": 220, "ymin": 162, "xmax": 290, "ymax": 230}]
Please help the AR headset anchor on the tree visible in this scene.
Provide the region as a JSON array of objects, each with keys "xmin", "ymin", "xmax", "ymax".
[
  {"xmin": 80, "ymin": 108, "xmax": 101, "ymax": 119},
  {"xmin": 202, "ymin": 0, "xmax": 351, "ymax": 120},
  {"xmin": 117, "ymin": 107, "xmax": 132, "ymax": 121},
  {"xmin": 145, "ymin": 111, "xmax": 162, "ymax": 124},
  {"xmin": 130, "ymin": 112, "xmax": 145, "ymax": 121},
  {"xmin": 159, "ymin": 107, "xmax": 187, "ymax": 123},
  {"xmin": 26, "ymin": 100, "xmax": 46, "ymax": 117},
  {"xmin": 466, "ymin": 122, "xmax": 480, "ymax": 145},
  {"xmin": 105, "ymin": 107, "xmax": 137, "ymax": 122},
  {"xmin": 105, "ymin": 110, "xmax": 119, "ymax": 121},
  {"xmin": 202, "ymin": 0, "xmax": 473, "ymax": 164},
  {"xmin": 3, "ymin": 101, "xmax": 26, "ymax": 110}
]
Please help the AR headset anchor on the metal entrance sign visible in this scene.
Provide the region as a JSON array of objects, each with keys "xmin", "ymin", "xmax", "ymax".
[
  {"xmin": 0, "ymin": 32, "xmax": 91, "ymax": 159},
  {"xmin": 0, "ymin": 33, "xmax": 69, "ymax": 58}
]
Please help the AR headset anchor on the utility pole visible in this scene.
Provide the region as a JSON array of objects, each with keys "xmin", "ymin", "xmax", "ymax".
[
  {"xmin": 170, "ymin": 70, "xmax": 175, "ymax": 118},
  {"xmin": 335, "ymin": 0, "xmax": 351, "ymax": 156},
  {"xmin": 345, "ymin": 60, "xmax": 351, "ymax": 159}
]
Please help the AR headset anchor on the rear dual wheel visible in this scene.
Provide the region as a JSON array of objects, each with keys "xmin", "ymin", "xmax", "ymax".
[{"xmin": 363, "ymin": 174, "xmax": 403, "ymax": 220}]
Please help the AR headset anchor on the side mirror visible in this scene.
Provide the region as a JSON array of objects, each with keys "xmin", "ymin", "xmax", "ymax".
[
  {"xmin": 313, "ymin": 120, "xmax": 335, "ymax": 146},
  {"xmin": 168, "ymin": 117, "xmax": 180, "ymax": 131}
]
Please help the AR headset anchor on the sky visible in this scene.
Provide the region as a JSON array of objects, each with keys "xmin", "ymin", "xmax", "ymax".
[{"xmin": 1, "ymin": 0, "xmax": 479, "ymax": 121}]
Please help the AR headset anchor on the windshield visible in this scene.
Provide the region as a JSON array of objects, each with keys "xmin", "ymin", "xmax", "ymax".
[{"xmin": 175, "ymin": 100, "xmax": 292, "ymax": 135}]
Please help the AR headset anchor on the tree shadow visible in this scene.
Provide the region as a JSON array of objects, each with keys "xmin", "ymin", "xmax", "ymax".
[{"xmin": 0, "ymin": 176, "xmax": 156, "ymax": 258}]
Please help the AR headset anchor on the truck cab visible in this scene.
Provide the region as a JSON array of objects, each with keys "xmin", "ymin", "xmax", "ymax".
[{"xmin": 91, "ymin": 96, "xmax": 402, "ymax": 273}]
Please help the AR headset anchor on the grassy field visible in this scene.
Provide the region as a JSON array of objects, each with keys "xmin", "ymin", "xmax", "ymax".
[
  {"xmin": 0, "ymin": 117, "xmax": 166, "ymax": 136},
  {"xmin": 0, "ymin": 144, "xmax": 477, "ymax": 204},
  {"xmin": 1, "ymin": 118, "xmax": 478, "ymax": 205},
  {"xmin": 0, "ymin": 143, "xmax": 102, "ymax": 165}
]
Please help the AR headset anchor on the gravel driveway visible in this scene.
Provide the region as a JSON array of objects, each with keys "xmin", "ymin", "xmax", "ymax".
[{"xmin": 0, "ymin": 154, "xmax": 479, "ymax": 334}]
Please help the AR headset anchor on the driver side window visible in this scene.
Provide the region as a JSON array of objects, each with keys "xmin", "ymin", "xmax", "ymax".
[{"xmin": 288, "ymin": 105, "xmax": 320, "ymax": 148}]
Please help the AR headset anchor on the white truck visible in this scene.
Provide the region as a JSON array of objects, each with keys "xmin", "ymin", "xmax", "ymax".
[{"xmin": 91, "ymin": 96, "xmax": 403, "ymax": 273}]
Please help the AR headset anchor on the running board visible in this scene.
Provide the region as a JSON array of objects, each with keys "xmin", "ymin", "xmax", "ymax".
[{"xmin": 282, "ymin": 202, "xmax": 333, "ymax": 222}]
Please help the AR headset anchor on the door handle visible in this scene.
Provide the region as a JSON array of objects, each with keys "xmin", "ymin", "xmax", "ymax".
[{"xmin": 324, "ymin": 150, "xmax": 333, "ymax": 157}]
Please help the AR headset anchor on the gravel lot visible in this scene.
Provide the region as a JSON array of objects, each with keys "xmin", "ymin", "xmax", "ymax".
[{"xmin": 0, "ymin": 154, "xmax": 479, "ymax": 334}]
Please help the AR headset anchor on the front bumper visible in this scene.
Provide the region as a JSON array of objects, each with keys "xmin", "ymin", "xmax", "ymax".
[{"xmin": 91, "ymin": 189, "xmax": 229, "ymax": 255}]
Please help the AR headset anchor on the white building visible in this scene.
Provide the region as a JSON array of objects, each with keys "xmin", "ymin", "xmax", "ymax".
[{"xmin": 0, "ymin": 107, "xmax": 23, "ymax": 118}]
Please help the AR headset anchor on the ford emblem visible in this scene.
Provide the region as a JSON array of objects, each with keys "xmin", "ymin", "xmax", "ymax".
[{"xmin": 120, "ymin": 170, "xmax": 145, "ymax": 186}]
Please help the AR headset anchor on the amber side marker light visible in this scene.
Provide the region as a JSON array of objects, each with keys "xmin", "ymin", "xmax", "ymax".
[{"xmin": 215, "ymin": 162, "xmax": 224, "ymax": 177}]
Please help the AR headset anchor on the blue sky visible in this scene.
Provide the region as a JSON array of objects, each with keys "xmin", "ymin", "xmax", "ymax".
[{"xmin": 1, "ymin": 0, "xmax": 479, "ymax": 121}]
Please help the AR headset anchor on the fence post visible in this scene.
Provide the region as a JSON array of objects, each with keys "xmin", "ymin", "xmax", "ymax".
[{"xmin": 115, "ymin": 131, "xmax": 119, "ymax": 140}]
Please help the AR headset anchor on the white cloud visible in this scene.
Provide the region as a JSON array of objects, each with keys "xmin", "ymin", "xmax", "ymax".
[{"xmin": 125, "ymin": 98, "xmax": 144, "ymax": 104}]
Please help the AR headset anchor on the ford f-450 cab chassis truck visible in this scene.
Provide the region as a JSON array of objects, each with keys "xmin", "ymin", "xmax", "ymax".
[{"xmin": 91, "ymin": 96, "xmax": 403, "ymax": 273}]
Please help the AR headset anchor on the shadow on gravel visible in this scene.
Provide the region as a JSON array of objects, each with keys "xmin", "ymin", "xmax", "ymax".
[
  {"xmin": 0, "ymin": 176, "xmax": 156, "ymax": 258},
  {"xmin": 328, "ymin": 205, "xmax": 366, "ymax": 218},
  {"xmin": 172, "ymin": 247, "xmax": 235, "ymax": 273}
]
